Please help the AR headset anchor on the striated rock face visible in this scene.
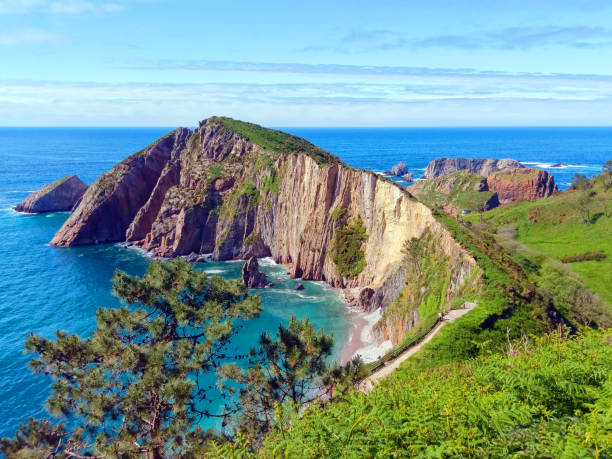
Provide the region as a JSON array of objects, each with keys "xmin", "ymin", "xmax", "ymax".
[
  {"xmin": 15, "ymin": 175, "xmax": 87, "ymax": 213},
  {"xmin": 50, "ymin": 128, "xmax": 191, "ymax": 246},
  {"xmin": 487, "ymin": 168, "xmax": 557, "ymax": 205},
  {"xmin": 424, "ymin": 157, "xmax": 524, "ymax": 179},
  {"xmin": 389, "ymin": 162, "xmax": 408, "ymax": 176},
  {"xmin": 51, "ymin": 117, "xmax": 475, "ymax": 313},
  {"xmin": 242, "ymin": 257, "xmax": 272, "ymax": 288}
]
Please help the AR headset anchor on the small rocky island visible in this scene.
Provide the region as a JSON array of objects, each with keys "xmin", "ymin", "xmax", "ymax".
[
  {"xmin": 15, "ymin": 175, "xmax": 87, "ymax": 213},
  {"xmin": 388, "ymin": 161, "xmax": 408, "ymax": 176}
]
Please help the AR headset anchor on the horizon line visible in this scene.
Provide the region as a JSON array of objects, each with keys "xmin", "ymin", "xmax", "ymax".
[{"xmin": 2, "ymin": 125, "xmax": 612, "ymax": 129}]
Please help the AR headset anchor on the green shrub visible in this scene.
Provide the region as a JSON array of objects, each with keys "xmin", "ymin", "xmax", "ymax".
[
  {"xmin": 561, "ymin": 250, "xmax": 607, "ymax": 263},
  {"xmin": 331, "ymin": 218, "xmax": 368, "ymax": 278},
  {"xmin": 330, "ymin": 207, "xmax": 348, "ymax": 223},
  {"xmin": 253, "ymin": 329, "xmax": 612, "ymax": 458}
]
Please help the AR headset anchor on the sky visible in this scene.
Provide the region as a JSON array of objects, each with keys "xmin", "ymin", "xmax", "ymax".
[{"xmin": 2, "ymin": 0, "xmax": 612, "ymax": 126}]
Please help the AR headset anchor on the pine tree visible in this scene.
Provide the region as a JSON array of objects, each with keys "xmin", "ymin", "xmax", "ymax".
[
  {"xmin": 0, "ymin": 258, "xmax": 261, "ymax": 458},
  {"xmin": 219, "ymin": 316, "xmax": 361, "ymax": 445}
]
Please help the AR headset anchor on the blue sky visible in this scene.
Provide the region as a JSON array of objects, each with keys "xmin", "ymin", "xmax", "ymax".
[{"xmin": 2, "ymin": 0, "xmax": 612, "ymax": 126}]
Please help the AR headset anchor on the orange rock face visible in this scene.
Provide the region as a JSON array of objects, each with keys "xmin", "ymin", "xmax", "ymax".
[{"xmin": 486, "ymin": 168, "xmax": 557, "ymax": 205}]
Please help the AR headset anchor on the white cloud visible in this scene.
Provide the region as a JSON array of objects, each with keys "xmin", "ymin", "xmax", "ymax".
[
  {"xmin": 0, "ymin": 27, "xmax": 61, "ymax": 45},
  {"xmin": 1, "ymin": 79, "xmax": 611, "ymax": 126}
]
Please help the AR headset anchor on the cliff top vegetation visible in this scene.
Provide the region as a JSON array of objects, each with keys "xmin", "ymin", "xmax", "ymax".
[{"xmin": 209, "ymin": 117, "xmax": 339, "ymax": 166}]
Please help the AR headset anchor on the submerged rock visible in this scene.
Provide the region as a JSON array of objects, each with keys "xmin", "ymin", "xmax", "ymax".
[
  {"xmin": 424, "ymin": 157, "xmax": 523, "ymax": 179},
  {"xmin": 550, "ymin": 163, "xmax": 567, "ymax": 168},
  {"xmin": 242, "ymin": 257, "xmax": 273, "ymax": 288},
  {"xmin": 294, "ymin": 283, "xmax": 304, "ymax": 291},
  {"xmin": 15, "ymin": 175, "xmax": 87, "ymax": 213},
  {"xmin": 389, "ymin": 161, "xmax": 408, "ymax": 176}
]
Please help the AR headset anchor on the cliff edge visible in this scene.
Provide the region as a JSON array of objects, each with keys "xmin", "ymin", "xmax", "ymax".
[{"xmin": 51, "ymin": 117, "xmax": 476, "ymax": 312}]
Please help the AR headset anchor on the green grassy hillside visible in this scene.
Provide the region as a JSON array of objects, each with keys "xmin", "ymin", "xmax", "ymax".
[
  {"xmin": 407, "ymin": 170, "xmax": 497, "ymax": 213},
  {"xmin": 465, "ymin": 173, "xmax": 612, "ymax": 326}
]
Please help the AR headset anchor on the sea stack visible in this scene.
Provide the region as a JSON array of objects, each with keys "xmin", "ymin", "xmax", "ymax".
[
  {"xmin": 389, "ymin": 161, "xmax": 408, "ymax": 176},
  {"xmin": 15, "ymin": 175, "xmax": 88, "ymax": 213},
  {"xmin": 242, "ymin": 257, "xmax": 272, "ymax": 288}
]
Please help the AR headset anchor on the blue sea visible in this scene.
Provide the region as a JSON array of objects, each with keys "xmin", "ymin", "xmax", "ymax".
[{"xmin": 0, "ymin": 126, "xmax": 610, "ymax": 438}]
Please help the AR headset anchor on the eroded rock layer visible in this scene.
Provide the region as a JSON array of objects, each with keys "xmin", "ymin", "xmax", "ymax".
[
  {"xmin": 51, "ymin": 117, "xmax": 475, "ymax": 312},
  {"xmin": 487, "ymin": 168, "xmax": 557, "ymax": 205}
]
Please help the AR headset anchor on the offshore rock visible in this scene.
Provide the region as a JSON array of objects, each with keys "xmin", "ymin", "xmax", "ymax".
[
  {"xmin": 15, "ymin": 175, "xmax": 87, "ymax": 213},
  {"xmin": 487, "ymin": 168, "xmax": 557, "ymax": 205},
  {"xmin": 242, "ymin": 257, "xmax": 272, "ymax": 288},
  {"xmin": 389, "ymin": 161, "xmax": 408, "ymax": 176},
  {"xmin": 401, "ymin": 172, "xmax": 413, "ymax": 182},
  {"xmin": 50, "ymin": 117, "xmax": 476, "ymax": 313},
  {"xmin": 424, "ymin": 157, "xmax": 524, "ymax": 179},
  {"xmin": 293, "ymin": 283, "xmax": 304, "ymax": 291}
]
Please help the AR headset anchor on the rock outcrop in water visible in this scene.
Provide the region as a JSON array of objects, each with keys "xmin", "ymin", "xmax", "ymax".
[
  {"xmin": 242, "ymin": 257, "xmax": 272, "ymax": 288},
  {"xmin": 51, "ymin": 117, "xmax": 476, "ymax": 313},
  {"xmin": 487, "ymin": 168, "xmax": 557, "ymax": 205},
  {"xmin": 389, "ymin": 162, "xmax": 408, "ymax": 176},
  {"xmin": 424, "ymin": 157, "xmax": 524, "ymax": 179},
  {"xmin": 15, "ymin": 175, "xmax": 87, "ymax": 213}
]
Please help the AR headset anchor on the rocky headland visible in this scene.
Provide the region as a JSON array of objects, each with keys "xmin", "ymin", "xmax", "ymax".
[
  {"xmin": 411, "ymin": 160, "xmax": 557, "ymax": 213},
  {"xmin": 15, "ymin": 175, "xmax": 88, "ymax": 213},
  {"xmin": 50, "ymin": 117, "xmax": 476, "ymax": 322},
  {"xmin": 423, "ymin": 157, "xmax": 524, "ymax": 179}
]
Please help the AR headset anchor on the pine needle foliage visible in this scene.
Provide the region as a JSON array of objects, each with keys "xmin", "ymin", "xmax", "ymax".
[
  {"xmin": 0, "ymin": 258, "xmax": 261, "ymax": 458},
  {"xmin": 219, "ymin": 316, "xmax": 362, "ymax": 446}
]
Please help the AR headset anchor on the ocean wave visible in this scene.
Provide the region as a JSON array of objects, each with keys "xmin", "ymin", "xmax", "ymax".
[
  {"xmin": 257, "ymin": 257, "xmax": 278, "ymax": 267},
  {"xmin": 204, "ymin": 268, "xmax": 226, "ymax": 274},
  {"xmin": 121, "ymin": 244, "xmax": 154, "ymax": 259},
  {"xmin": 522, "ymin": 161, "xmax": 589, "ymax": 169}
]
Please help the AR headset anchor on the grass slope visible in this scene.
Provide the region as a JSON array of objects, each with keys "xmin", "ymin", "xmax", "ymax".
[
  {"xmin": 466, "ymin": 174, "xmax": 612, "ymax": 316},
  {"xmin": 211, "ymin": 117, "xmax": 339, "ymax": 166},
  {"xmin": 408, "ymin": 170, "xmax": 497, "ymax": 213}
]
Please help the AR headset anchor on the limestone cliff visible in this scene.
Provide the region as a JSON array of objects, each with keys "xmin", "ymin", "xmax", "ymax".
[
  {"xmin": 487, "ymin": 168, "xmax": 557, "ymax": 205},
  {"xmin": 51, "ymin": 117, "xmax": 476, "ymax": 314},
  {"xmin": 424, "ymin": 157, "xmax": 523, "ymax": 179},
  {"xmin": 15, "ymin": 175, "xmax": 87, "ymax": 213}
]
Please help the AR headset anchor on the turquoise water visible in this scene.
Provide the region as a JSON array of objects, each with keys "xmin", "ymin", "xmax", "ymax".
[{"xmin": 0, "ymin": 126, "xmax": 610, "ymax": 437}]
